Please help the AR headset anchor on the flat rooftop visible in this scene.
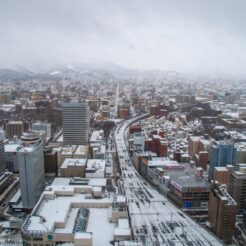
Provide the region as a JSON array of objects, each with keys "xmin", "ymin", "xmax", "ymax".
[
  {"xmin": 4, "ymin": 143, "xmax": 21, "ymax": 152},
  {"xmin": 90, "ymin": 130, "xmax": 104, "ymax": 143},
  {"xmin": 86, "ymin": 159, "xmax": 106, "ymax": 171},
  {"xmin": 171, "ymin": 175, "xmax": 209, "ymax": 190},
  {"xmin": 52, "ymin": 177, "xmax": 107, "ymax": 187},
  {"xmin": 148, "ymin": 159, "xmax": 182, "ymax": 169},
  {"xmin": 215, "ymin": 186, "xmax": 237, "ymax": 206},
  {"xmin": 87, "ymin": 208, "xmax": 114, "ymax": 245},
  {"xmin": 61, "ymin": 145, "xmax": 77, "ymax": 155},
  {"xmin": 74, "ymin": 145, "xmax": 88, "ymax": 155},
  {"xmin": 214, "ymin": 166, "xmax": 229, "ymax": 172},
  {"xmin": 60, "ymin": 158, "xmax": 87, "ymax": 169},
  {"xmin": 7, "ymin": 121, "xmax": 23, "ymax": 124},
  {"xmin": 22, "ymin": 184, "xmax": 127, "ymax": 245}
]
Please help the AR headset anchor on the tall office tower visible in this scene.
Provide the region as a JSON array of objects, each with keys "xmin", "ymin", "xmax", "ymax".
[
  {"xmin": 17, "ymin": 132, "xmax": 45, "ymax": 208},
  {"xmin": 6, "ymin": 121, "xmax": 24, "ymax": 139},
  {"xmin": 209, "ymin": 141, "xmax": 237, "ymax": 179},
  {"xmin": 228, "ymin": 167, "xmax": 246, "ymax": 213},
  {"xmin": 0, "ymin": 131, "xmax": 6, "ymax": 174},
  {"xmin": 32, "ymin": 122, "xmax": 52, "ymax": 139},
  {"xmin": 62, "ymin": 102, "xmax": 90, "ymax": 145},
  {"xmin": 208, "ymin": 182, "xmax": 237, "ymax": 244}
]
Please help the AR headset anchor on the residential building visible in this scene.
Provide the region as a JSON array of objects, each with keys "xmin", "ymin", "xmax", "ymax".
[
  {"xmin": 188, "ymin": 136, "xmax": 201, "ymax": 158},
  {"xmin": 6, "ymin": 121, "xmax": 24, "ymax": 139},
  {"xmin": 0, "ymin": 93, "xmax": 11, "ymax": 104},
  {"xmin": 145, "ymin": 135, "xmax": 168, "ymax": 157},
  {"xmin": 208, "ymin": 182, "xmax": 237, "ymax": 244},
  {"xmin": 213, "ymin": 166, "xmax": 233, "ymax": 187},
  {"xmin": 228, "ymin": 168, "xmax": 246, "ymax": 212},
  {"xmin": 209, "ymin": 141, "xmax": 237, "ymax": 179},
  {"xmin": 132, "ymin": 132, "xmax": 145, "ymax": 152}
]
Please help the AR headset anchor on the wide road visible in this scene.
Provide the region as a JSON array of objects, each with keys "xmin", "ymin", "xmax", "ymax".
[{"xmin": 115, "ymin": 114, "xmax": 223, "ymax": 246}]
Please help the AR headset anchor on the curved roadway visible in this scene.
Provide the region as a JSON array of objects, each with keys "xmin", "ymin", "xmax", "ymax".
[{"xmin": 115, "ymin": 114, "xmax": 223, "ymax": 246}]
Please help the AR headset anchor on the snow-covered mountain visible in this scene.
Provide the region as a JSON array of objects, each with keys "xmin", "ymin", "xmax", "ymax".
[
  {"xmin": 0, "ymin": 62, "xmax": 192, "ymax": 83},
  {"xmin": 0, "ymin": 68, "xmax": 34, "ymax": 82}
]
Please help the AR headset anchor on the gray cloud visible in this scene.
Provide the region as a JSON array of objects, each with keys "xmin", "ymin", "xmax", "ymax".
[{"xmin": 0, "ymin": 0, "xmax": 246, "ymax": 77}]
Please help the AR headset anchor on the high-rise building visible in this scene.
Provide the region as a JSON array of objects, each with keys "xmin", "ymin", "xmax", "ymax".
[
  {"xmin": 0, "ymin": 131, "xmax": 6, "ymax": 174},
  {"xmin": 6, "ymin": 121, "xmax": 24, "ymax": 139},
  {"xmin": 228, "ymin": 167, "xmax": 246, "ymax": 213},
  {"xmin": 62, "ymin": 102, "xmax": 90, "ymax": 145},
  {"xmin": 209, "ymin": 141, "xmax": 237, "ymax": 178},
  {"xmin": 17, "ymin": 132, "xmax": 45, "ymax": 208},
  {"xmin": 208, "ymin": 182, "xmax": 237, "ymax": 244}
]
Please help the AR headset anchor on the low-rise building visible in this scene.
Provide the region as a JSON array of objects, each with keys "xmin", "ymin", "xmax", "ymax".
[
  {"xmin": 59, "ymin": 158, "xmax": 86, "ymax": 177},
  {"xmin": 4, "ymin": 142, "xmax": 21, "ymax": 172},
  {"xmin": 0, "ymin": 172, "xmax": 19, "ymax": 205},
  {"xmin": 21, "ymin": 180, "xmax": 128, "ymax": 246},
  {"xmin": 59, "ymin": 145, "xmax": 88, "ymax": 165},
  {"xmin": 168, "ymin": 174, "xmax": 209, "ymax": 219},
  {"xmin": 86, "ymin": 159, "xmax": 105, "ymax": 178}
]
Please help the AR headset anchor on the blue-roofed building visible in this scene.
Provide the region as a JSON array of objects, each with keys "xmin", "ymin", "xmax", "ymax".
[{"xmin": 209, "ymin": 141, "xmax": 237, "ymax": 179}]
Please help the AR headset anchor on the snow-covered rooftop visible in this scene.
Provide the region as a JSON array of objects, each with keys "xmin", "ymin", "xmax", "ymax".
[
  {"xmin": 22, "ymin": 183, "xmax": 127, "ymax": 245},
  {"xmin": 60, "ymin": 158, "xmax": 87, "ymax": 169}
]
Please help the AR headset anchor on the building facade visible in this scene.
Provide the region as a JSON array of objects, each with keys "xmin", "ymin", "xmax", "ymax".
[
  {"xmin": 6, "ymin": 121, "xmax": 24, "ymax": 139},
  {"xmin": 0, "ymin": 131, "xmax": 6, "ymax": 174},
  {"xmin": 209, "ymin": 142, "xmax": 237, "ymax": 178},
  {"xmin": 208, "ymin": 183, "xmax": 237, "ymax": 244},
  {"xmin": 62, "ymin": 102, "xmax": 90, "ymax": 145},
  {"xmin": 228, "ymin": 169, "xmax": 246, "ymax": 213},
  {"xmin": 17, "ymin": 132, "xmax": 45, "ymax": 208}
]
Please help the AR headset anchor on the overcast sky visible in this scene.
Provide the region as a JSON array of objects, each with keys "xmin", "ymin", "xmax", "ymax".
[{"xmin": 0, "ymin": 0, "xmax": 246, "ymax": 77}]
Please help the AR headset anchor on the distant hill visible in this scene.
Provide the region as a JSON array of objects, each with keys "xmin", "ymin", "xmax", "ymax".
[
  {"xmin": 0, "ymin": 63, "xmax": 193, "ymax": 83},
  {"xmin": 0, "ymin": 68, "xmax": 34, "ymax": 82}
]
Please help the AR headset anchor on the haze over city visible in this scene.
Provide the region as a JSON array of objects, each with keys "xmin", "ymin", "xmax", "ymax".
[
  {"xmin": 1, "ymin": 1, "xmax": 246, "ymax": 246},
  {"xmin": 0, "ymin": 0, "xmax": 246, "ymax": 77}
]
